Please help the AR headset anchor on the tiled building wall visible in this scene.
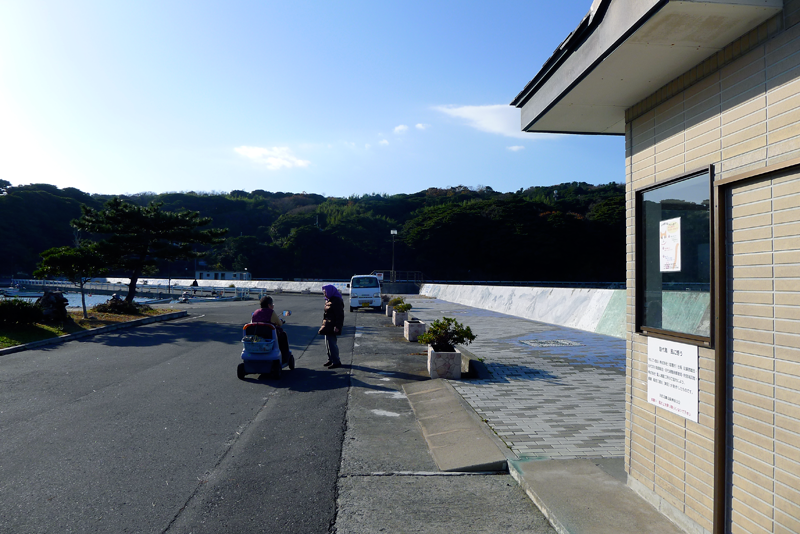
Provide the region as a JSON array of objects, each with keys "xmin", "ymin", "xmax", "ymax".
[
  {"xmin": 727, "ymin": 171, "xmax": 800, "ymax": 534},
  {"xmin": 625, "ymin": 15, "xmax": 800, "ymax": 534}
]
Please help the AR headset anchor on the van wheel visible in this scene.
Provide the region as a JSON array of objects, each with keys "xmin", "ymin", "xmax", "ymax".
[{"xmin": 349, "ymin": 306, "xmax": 354, "ymax": 312}]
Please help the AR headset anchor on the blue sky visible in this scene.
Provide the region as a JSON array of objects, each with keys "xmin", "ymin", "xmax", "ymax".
[{"xmin": 0, "ymin": 1, "xmax": 624, "ymax": 198}]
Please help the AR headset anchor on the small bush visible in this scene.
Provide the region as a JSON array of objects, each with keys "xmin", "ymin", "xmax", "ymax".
[
  {"xmin": 394, "ymin": 302, "xmax": 413, "ymax": 313},
  {"xmin": 0, "ymin": 299, "xmax": 43, "ymax": 325},
  {"xmin": 92, "ymin": 299, "xmax": 152, "ymax": 315},
  {"xmin": 418, "ymin": 317, "xmax": 476, "ymax": 352},
  {"xmin": 388, "ymin": 297, "xmax": 405, "ymax": 307}
]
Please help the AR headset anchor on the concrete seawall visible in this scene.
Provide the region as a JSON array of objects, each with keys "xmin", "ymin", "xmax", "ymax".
[
  {"xmin": 101, "ymin": 277, "xmax": 350, "ymax": 295},
  {"xmin": 420, "ymin": 284, "xmax": 628, "ymax": 339}
]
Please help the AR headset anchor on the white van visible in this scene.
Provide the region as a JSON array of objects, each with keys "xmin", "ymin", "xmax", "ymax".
[{"xmin": 347, "ymin": 275, "xmax": 382, "ymax": 312}]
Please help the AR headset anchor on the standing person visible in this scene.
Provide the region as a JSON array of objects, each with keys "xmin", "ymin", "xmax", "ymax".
[{"xmin": 319, "ymin": 284, "xmax": 344, "ymax": 368}]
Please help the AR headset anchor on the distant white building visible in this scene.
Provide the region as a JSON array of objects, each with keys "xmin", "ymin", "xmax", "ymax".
[{"xmin": 195, "ymin": 271, "xmax": 251, "ymax": 281}]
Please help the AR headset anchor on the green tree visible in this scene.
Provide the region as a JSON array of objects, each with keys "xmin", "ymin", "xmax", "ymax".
[
  {"xmin": 33, "ymin": 243, "xmax": 108, "ymax": 319},
  {"xmin": 73, "ymin": 198, "xmax": 227, "ymax": 302}
]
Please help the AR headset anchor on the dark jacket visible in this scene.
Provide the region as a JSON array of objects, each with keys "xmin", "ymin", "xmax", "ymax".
[{"xmin": 319, "ymin": 296, "xmax": 344, "ymax": 336}]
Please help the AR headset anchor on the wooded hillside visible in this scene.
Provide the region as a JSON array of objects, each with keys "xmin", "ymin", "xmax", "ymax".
[{"xmin": 0, "ymin": 180, "xmax": 625, "ymax": 282}]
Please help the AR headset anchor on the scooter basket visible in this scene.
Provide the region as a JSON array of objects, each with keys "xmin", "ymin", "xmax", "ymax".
[
  {"xmin": 242, "ymin": 338, "xmax": 275, "ymax": 353},
  {"xmin": 241, "ymin": 323, "xmax": 277, "ymax": 354}
]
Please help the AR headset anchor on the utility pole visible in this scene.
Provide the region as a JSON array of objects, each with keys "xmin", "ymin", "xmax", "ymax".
[{"xmin": 391, "ymin": 229, "xmax": 398, "ymax": 283}]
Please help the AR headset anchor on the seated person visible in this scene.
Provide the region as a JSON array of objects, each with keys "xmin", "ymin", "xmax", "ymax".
[
  {"xmin": 252, "ymin": 296, "xmax": 292, "ymax": 361},
  {"xmin": 252, "ymin": 296, "xmax": 283, "ymax": 328}
]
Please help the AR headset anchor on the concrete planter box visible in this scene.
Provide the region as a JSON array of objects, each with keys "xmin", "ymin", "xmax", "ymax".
[
  {"xmin": 392, "ymin": 310, "xmax": 408, "ymax": 326},
  {"xmin": 427, "ymin": 346, "xmax": 461, "ymax": 379},
  {"xmin": 385, "ymin": 305, "xmax": 394, "ymax": 317},
  {"xmin": 404, "ymin": 320, "xmax": 426, "ymax": 342}
]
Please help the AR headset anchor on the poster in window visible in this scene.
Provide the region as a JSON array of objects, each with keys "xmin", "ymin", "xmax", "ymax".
[{"xmin": 660, "ymin": 217, "xmax": 681, "ymax": 272}]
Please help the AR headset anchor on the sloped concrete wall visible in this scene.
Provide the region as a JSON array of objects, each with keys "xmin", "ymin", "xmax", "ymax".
[
  {"xmin": 101, "ymin": 277, "xmax": 350, "ymax": 295},
  {"xmin": 420, "ymin": 284, "xmax": 627, "ymax": 339}
]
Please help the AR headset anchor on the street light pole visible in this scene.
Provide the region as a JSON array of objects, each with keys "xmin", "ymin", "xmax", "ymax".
[{"xmin": 391, "ymin": 229, "xmax": 397, "ymax": 283}]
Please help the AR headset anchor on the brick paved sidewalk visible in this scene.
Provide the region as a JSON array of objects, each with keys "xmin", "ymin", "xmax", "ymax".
[{"xmin": 404, "ymin": 297, "xmax": 626, "ymax": 460}]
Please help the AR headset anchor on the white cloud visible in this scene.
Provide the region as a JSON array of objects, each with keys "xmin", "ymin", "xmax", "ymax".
[
  {"xmin": 507, "ymin": 145, "xmax": 525, "ymax": 151},
  {"xmin": 394, "ymin": 124, "xmax": 408, "ymax": 134},
  {"xmin": 433, "ymin": 104, "xmax": 536, "ymax": 139},
  {"xmin": 379, "ymin": 139, "xmax": 389, "ymax": 146},
  {"xmin": 234, "ymin": 146, "xmax": 310, "ymax": 170},
  {"xmin": 415, "ymin": 123, "xmax": 429, "ymax": 130}
]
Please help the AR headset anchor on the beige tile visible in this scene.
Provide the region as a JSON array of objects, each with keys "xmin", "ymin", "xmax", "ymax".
[
  {"xmin": 732, "ymin": 290, "xmax": 774, "ymax": 305},
  {"xmin": 768, "ymin": 70, "xmax": 800, "ymax": 103},
  {"xmin": 722, "ymin": 49, "xmax": 765, "ymax": 90},
  {"xmin": 775, "ymin": 221, "xmax": 800, "ymax": 237},
  {"xmin": 732, "ymin": 240, "xmax": 772, "ymax": 254},
  {"xmin": 774, "ymin": 250, "xmax": 800, "ymax": 263},
  {"xmin": 655, "ymin": 141, "xmax": 685, "ymax": 163},
  {"xmin": 685, "ymin": 151, "xmax": 721, "ymax": 170},
  {"xmin": 773, "ymin": 178, "xmax": 800, "ymax": 198},
  {"xmin": 776, "ymin": 305, "xmax": 800, "ymax": 320},
  {"xmin": 767, "ymin": 105, "xmax": 800, "ymax": 131},
  {"xmin": 721, "ymin": 147, "xmax": 768, "ymax": 173},
  {"xmin": 732, "ymin": 305, "xmax": 774, "ymax": 323},
  {"xmin": 777, "ymin": 332, "xmax": 800, "ymax": 349},
  {"xmin": 732, "ymin": 385, "xmax": 775, "ymax": 410},
  {"xmin": 773, "ymin": 193, "xmax": 800, "ymax": 211},
  {"xmin": 776, "ymin": 345, "xmax": 800, "ymax": 362},
  {"xmin": 777, "ymin": 319, "xmax": 800, "ymax": 335},
  {"xmin": 776, "ymin": 278, "xmax": 800, "ymax": 291},
  {"xmin": 768, "ymin": 147, "xmax": 800, "ymax": 167},
  {"xmin": 774, "ymin": 207, "xmax": 800, "ymax": 224},
  {"xmin": 770, "ymin": 135, "xmax": 800, "ymax": 158},
  {"xmin": 732, "ymin": 199, "xmax": 773, "ymax": 218},
  {"xmin": 732, "ymin": 278, "xmax": 773, "ymax": 291},
  {"xmin": 686, "ymin": 115, "xmax": 721, "ymax": 141},
  {"xmin": 769, "ymin": 90, "xmax": 800, "ymax": 118},
  {"xmin": 731, "ymin": 264, "xmax": 774, "ymax": 278},
  {"xmin": 775, "ymin": 236, "xmax": 800, "ymax": 251},
  {"xmin": 767, "ymin": 35, "xmax": 800, "ymax": 79},
  {"xmin": 732, "ymin": 252, "xmax": 774, "ymax": 266},
  {"xmin": 724, "ymin": 135, "xmax": 768, "ymax": 160},
  {"xmin": 770, "ymin": 121, "xmax": 800, "ymax": 144},
  {"xmin": 721, "ymin": 68, "xmax": 766, "ymax": 105},
  {"xmin": 685, "ymin": 127, "xmax": 721, "ymax": 152},
  {"xmin": 733, "ymin": 225, "xmax": 774, "ymax": 242},
  {"xmin": 685, "ymin": 91, "xmax": 721, "ymax": 123},
  {"xmin": 722, "ymin": 95, "xmax": 767, "ymax": 125}
]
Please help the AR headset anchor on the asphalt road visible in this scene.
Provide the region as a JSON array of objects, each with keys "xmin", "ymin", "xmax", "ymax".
[{"xmin": 0, "ymin": 295, "xmax": 350, "ymax": 534}]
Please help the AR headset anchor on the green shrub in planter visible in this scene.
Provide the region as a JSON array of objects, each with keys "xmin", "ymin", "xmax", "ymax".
[
  {"xmin": 387, "ymin": 297, "xmax": 405, "ymax": 307},
  {"xmin": 0, "ymin": 299, "xmax": 43, "ymax": 325},
  {"xmin": 417, "ymin": 317, "xmax": 476, "ymax": 352},
  {"xmin": 394, "ymin": 302, "xmax": 413, "ymax": 313}
]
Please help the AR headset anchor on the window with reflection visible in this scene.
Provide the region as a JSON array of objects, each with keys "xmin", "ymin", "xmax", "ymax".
[{"xmin": 638, "ymin": 170, "xmax": 712, "ymax": 339}]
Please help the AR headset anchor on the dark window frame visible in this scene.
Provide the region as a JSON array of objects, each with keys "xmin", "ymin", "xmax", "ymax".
[{"xmin": 635, "ymin": 165, "xmax": 715, "ymax": 347}]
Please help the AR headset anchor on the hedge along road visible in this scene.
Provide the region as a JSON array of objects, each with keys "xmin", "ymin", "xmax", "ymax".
[{"xmin": 0, "ymin": 294, "xmax": 350, "ymax": 534}]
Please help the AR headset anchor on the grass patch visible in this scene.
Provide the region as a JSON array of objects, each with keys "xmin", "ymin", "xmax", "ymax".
[{"xmin": 0, "ymin": 308, "xmax": 179, "ymax": 350}]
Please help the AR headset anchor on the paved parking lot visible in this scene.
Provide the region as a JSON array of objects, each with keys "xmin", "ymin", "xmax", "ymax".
[{"xmin": 403, "ymin": 297, "xmax": 626, "ymax": 459}]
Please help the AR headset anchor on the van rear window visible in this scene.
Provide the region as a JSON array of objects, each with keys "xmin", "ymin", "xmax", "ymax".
[{"xmin": 352, "ymin": 277, "xmax": 379, "ymax": 288}]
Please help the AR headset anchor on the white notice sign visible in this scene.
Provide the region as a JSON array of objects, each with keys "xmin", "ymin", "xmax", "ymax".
[
  {"xmin": 647, "ymin": 337, "xmax": 699, "ymax": 422},
  {"xmin": 659, "ymin": 217, "xmax": 681, "ymax": 272}
]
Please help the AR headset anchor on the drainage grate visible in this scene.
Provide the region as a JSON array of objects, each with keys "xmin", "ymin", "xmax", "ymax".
[{"xmin": 521, "ymin": 339, "xmax": 584, "ymax": 348}]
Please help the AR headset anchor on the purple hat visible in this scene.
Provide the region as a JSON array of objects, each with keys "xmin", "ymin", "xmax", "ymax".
[{"xmin": 322, "ymin": 284, "xmax": 342, "ymax": 299}]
